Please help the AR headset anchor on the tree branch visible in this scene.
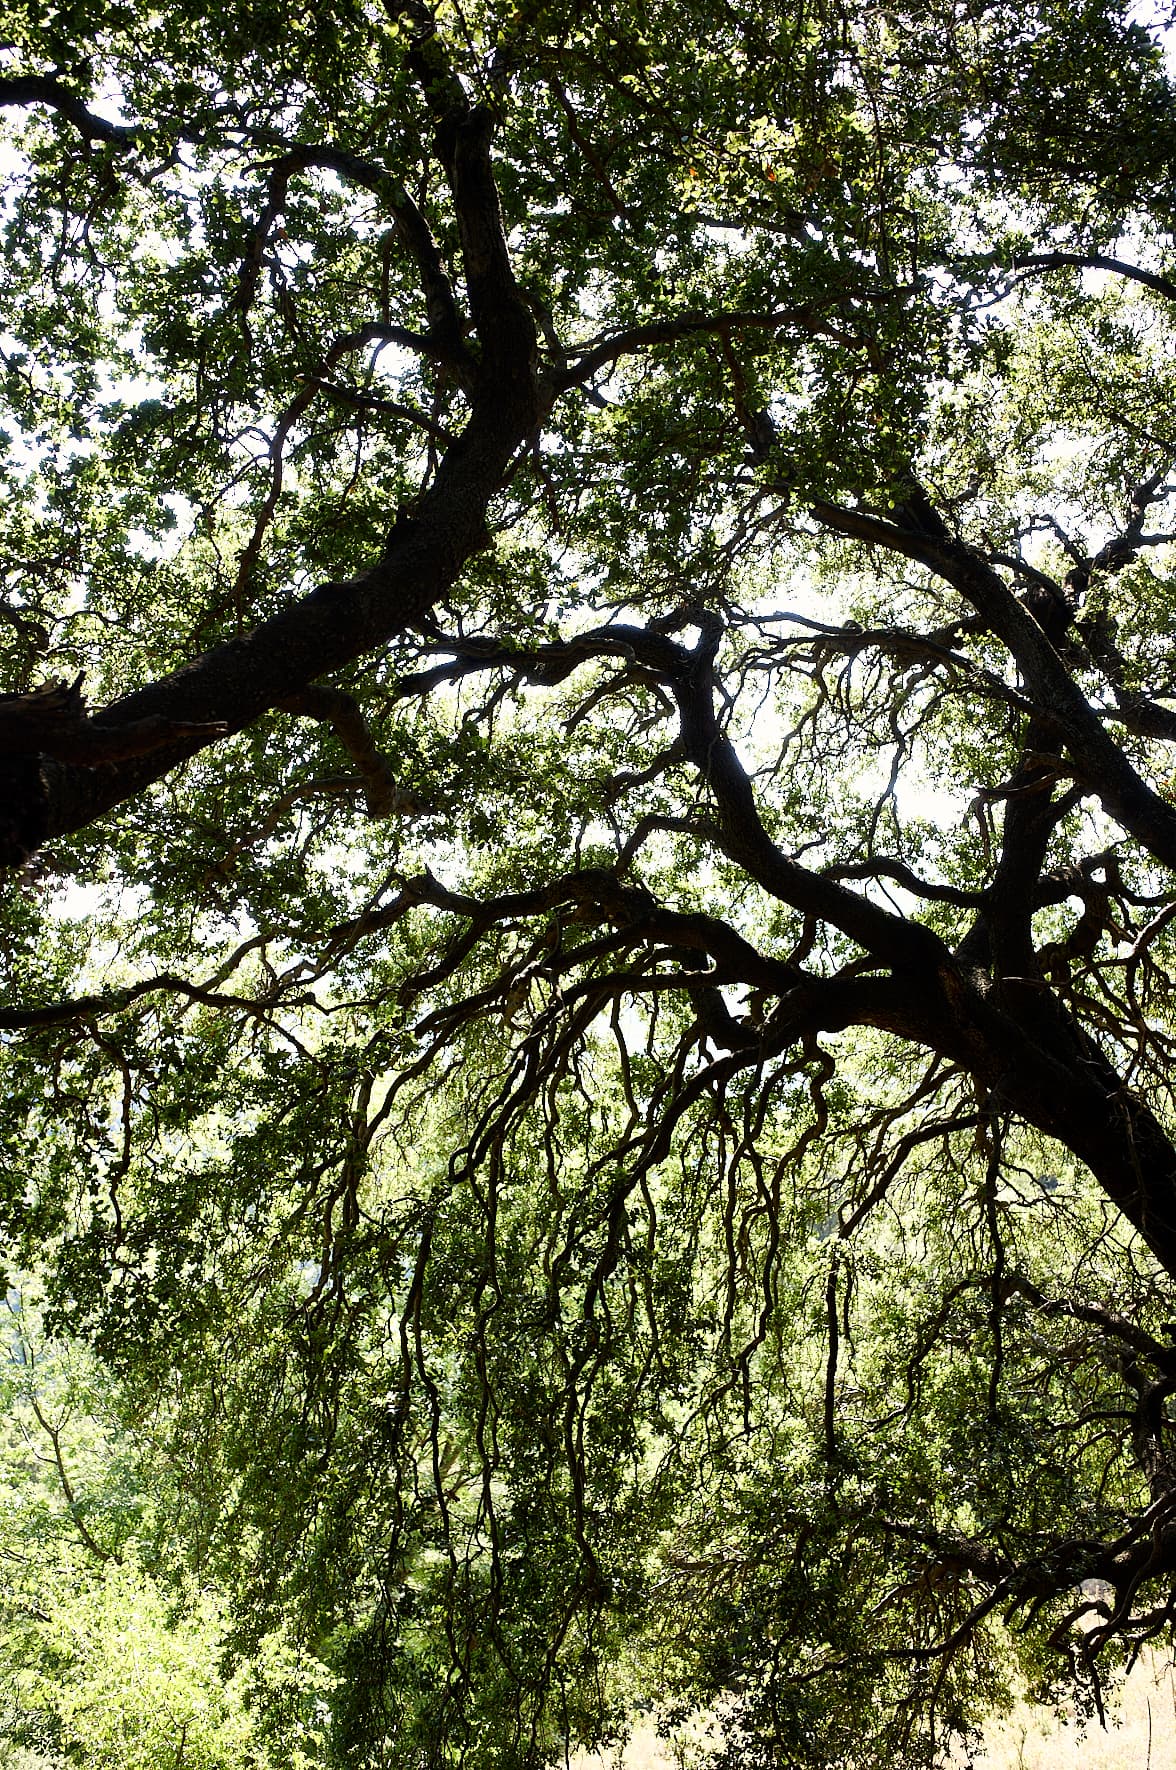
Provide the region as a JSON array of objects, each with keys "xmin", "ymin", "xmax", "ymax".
[
  {"xmin": 0, "ymin": 73, "xmax": 138, "ymax": 144},
  {"xmin": 553, "ymin": 305, "xmax": 862, "ymax": 389},
  {"xmin": 811, "ymin": 495, "xmax": 1176, "ymax": 874},
  {"xmin": 1011, "ymin": 251, "xmax": 1176, "ymax": 305}
]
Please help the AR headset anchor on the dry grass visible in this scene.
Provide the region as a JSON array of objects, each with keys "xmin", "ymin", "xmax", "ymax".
[
  {"xmin": 573, "ymin": 1656, "xmax": 1176, "ymax": 1770},
  {"xmin": 970, "ymin": 1654, "xmax": 1176, "ymax": 1770}
]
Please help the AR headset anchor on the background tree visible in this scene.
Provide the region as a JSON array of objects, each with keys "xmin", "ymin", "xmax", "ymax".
[
  {"xmin": 0, "ymin": 1290, "xmax": 335, "ymax": 1767},
  {"xmin": 4, "ymin": 0, "xmax": 1176, "ymax": 1763}
]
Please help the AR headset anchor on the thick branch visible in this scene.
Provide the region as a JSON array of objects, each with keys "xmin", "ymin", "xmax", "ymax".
[
  {"xmin": 811, "ymin": 497, "xmax": 1176, "ymax": 873},
  {"xmin": 0, "ymin": 678, "xmax": 226, "ymax": 762},
  {"xmin": 278, "ymin": 686, "xmax": 423, "ymax": 817},
  {"xmin": 0, "ymin": 73, "xmax": 138, "ymax": 144},
  {"xmin": 1011, "ymin": 251, "xmax": 1176, "ymax": 305},
  {"xmin": 553, "ymin": 305, "xmax": 863, "ymax": 389},
  {"xmin": 31, "ymin": 75, "xmax": 543, "ymax": 847}
]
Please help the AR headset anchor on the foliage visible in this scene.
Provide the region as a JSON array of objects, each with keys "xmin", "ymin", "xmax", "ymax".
[
  {"xmin": 0, "ymin": 1294, "xmax": 335, "ymax": 1766},
  {"xmin": 3, "ymin": 0, "xmax": 1176, "ymax": 1764}
]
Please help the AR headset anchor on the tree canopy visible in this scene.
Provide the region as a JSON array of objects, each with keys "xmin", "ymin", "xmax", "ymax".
[{"xmin": 5, "ymin": 0, "xmax": 1176, "ymax": 1763}]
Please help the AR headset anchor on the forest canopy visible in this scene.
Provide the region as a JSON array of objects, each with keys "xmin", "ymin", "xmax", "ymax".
[{"xmin": 5, "ymin": 0, "xmax": 1176, "ymax": 1764}]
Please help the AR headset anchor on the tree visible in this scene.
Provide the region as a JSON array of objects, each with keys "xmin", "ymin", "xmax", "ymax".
[
  {"xmin": 4, "ymin": 0, "xmax": 1176, "ymax": 1761},
  {"xmin": 0, "ymin": 1290, "xmax": 335, "ymax": 1767}
]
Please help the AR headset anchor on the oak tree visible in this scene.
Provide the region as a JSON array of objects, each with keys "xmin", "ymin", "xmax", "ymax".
[{"xmin": 5, "ymin": 0, "xmax": 1176, "ymax": 1762}]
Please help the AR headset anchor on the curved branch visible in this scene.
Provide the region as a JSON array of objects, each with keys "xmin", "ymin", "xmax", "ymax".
[
  {"xmin": 1011, "ymin": 251, "xmax": 1176, "ymax": 305},
  {"xmin": 811, "ymin": 495, "xmax": 1176, "ymax": 873},
  {"xmin": 278, "ymin": 685, "xmax": 424, "ymax": 817},
  {"xmin": 553, "ymin": 304, "xmax": 863, "ymax": 389},
  {"xmin": 0, "ymin": 73, "xmax": 138, "ymax": 144}
]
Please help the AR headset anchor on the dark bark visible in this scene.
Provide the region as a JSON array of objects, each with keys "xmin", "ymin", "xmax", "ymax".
[
  {"xmin": 364, "ymin": 611, "xmax": 1176, "ymax": 1280},
  {"xmin": 811, "ymin": 497, "xmax": 1176, "ymax": 873},
  {"xmin": 2, "ymin": 37, "xmax": 543, "ymax": 851},
  {"xmin": 7, "ymin": 34, "xmax": 1176, "ymax": 1314}
]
